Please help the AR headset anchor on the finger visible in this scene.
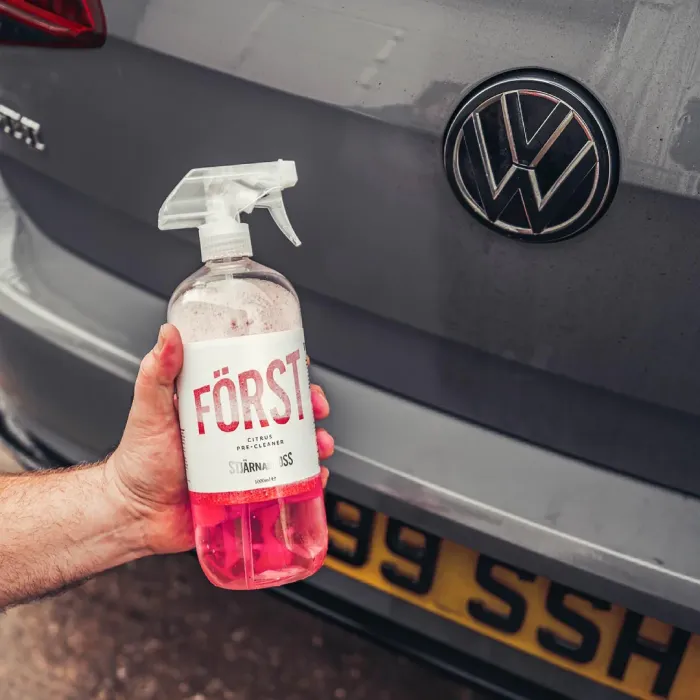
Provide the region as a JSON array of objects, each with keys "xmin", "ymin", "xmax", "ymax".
[
  {"xmin": 129, "ymin": 324, "xmax": 183, "ymax": 427},
  {"xmin": 311, "ymin": 384, "xmax": 329, "ymax": 420},
  {"xmin": 316, "ymin": 427, "xmax": 335, "ymax": 460},
  {"xmin": 320, "ymin": 466, "xmax": 329, "ymax": 489}
]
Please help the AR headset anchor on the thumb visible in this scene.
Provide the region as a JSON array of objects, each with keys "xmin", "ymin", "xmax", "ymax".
[{"xmin": 128, "ymin": 323, "xmax": 183, "ymax": 432}]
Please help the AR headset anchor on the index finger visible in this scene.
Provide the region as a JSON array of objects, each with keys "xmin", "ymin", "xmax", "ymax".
[{"xmin": 310, "ymin": 384, "xmax": 329, "ymax": 420}]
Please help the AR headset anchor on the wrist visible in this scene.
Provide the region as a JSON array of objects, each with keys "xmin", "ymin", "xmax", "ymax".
[{"xmin": 101, "ymin": 456, "xmax": 153, "ymax": 560}]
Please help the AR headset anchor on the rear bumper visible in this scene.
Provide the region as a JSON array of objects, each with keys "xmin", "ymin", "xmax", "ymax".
[
  {"xmin": 1, "ymin": 177, "xmax": 699, "ymax": 700},
  {"xmin": 276, "ymin": 578, "xmax": 568, "ymax": 700}
]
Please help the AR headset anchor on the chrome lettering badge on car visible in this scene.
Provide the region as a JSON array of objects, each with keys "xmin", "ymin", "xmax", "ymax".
[
  {"xmin": 444, "ymin": 71, "xmax": 619, "ymax": 242},
  {"xmin": 0, "ymin": 104, "xmax": 45, "ymax": 151}
]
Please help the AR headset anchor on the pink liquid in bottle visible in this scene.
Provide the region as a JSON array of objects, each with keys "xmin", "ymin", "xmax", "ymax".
[
  {"xmin": 169, "ymin": 262, "xmax": 328, "ymax": 590},
  {"xmin": 191, "ymin": 476, "xmax": 326, "ymax": 589}
]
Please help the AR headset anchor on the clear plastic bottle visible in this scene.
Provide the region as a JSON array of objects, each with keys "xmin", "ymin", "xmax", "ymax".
[{"xmin": 159, "ymin": 161, "xmax": 328, "ymax": 590}]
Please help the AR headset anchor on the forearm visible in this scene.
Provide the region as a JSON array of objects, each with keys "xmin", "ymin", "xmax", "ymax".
[{"xmin": 0, "ymin": 463, "xmax": 149, "ymax": 609}]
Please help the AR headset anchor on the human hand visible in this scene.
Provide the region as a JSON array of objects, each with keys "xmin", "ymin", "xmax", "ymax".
[{"xmin": 107, "ymin": 323, "xmax": 334, "ymax": 556}]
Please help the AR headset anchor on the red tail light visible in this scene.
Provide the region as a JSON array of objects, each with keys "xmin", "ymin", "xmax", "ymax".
[{"xmin": 0, "ymin": 0, "xmax": 106, "ymax": 47}]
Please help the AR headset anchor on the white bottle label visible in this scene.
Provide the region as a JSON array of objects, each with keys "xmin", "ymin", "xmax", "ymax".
[{"xmin": 177, "ymin": 329, "xmax": 319, "ymax": 493}]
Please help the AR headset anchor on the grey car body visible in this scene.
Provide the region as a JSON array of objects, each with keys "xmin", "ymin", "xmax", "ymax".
[{"xmin": 0, "ymin": 0, "xmax": 700, "ymax": 698}]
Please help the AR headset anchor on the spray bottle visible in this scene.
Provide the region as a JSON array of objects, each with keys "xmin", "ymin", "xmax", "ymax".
[{"xmin": 159, "ymin": 160, "xmax": 328, "ymax": 590}]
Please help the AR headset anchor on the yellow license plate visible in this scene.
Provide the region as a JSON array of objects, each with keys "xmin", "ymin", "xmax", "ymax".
[{"xmin": 324, "ymin": 495, "xmax": 700, "ymax": 700}]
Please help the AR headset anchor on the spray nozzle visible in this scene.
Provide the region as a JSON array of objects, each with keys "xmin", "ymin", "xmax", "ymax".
[{"xmin": 158, "ymin": 160, "xmax": 300, "ymax": 261}]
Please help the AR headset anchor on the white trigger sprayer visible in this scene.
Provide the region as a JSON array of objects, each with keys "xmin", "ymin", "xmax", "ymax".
[{"xmin": 158, "ymin": 159, "xmax": 300, "ymax": 261}]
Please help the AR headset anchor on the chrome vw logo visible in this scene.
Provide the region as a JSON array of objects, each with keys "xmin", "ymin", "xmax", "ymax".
[{"xmin": 444, "ymin": 72, "xmax": 618, "ymax": 242}]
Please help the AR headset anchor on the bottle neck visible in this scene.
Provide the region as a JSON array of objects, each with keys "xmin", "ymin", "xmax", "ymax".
[
  {"xmin": 205, "ymin": 255, "xmax": 251, "ymax": 266},
  {"xmin": 198, "ymin": 222, "xmax": 252, "ymax": 262}
]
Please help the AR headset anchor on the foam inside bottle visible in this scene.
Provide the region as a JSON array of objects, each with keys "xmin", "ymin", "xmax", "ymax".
[{"xmin": 170, "ymin": 273, "xmax": 327, "ymax": 590}]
